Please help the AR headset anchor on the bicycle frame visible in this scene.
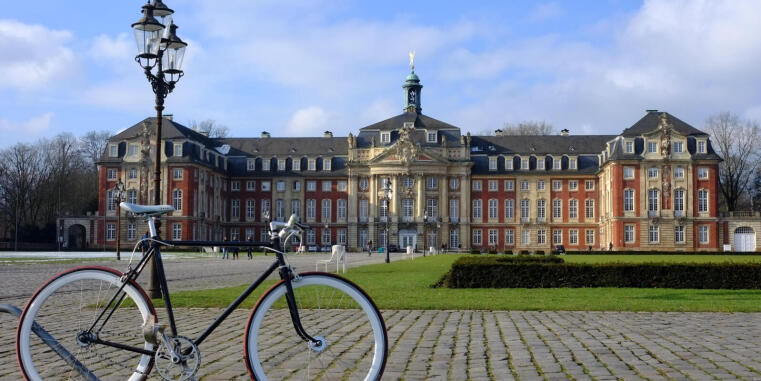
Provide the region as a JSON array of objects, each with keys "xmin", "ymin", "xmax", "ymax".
[{"xmin": 84, "ymin": 216, "xmax": 318, "ymax": 359}]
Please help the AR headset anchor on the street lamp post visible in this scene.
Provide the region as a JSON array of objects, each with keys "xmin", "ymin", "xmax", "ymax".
[
  {"xmin": 380, "ymin": 179, "xmax": 393, "ymax": 263},
  {"xmin": 112, "ymin": 180, "xmax": 126, "ymax": 260},
  {"xmin": 132, "ymin": 0, "xmax": 187, "ymax": 298}
]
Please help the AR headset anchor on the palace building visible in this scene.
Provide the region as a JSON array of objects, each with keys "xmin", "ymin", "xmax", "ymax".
[{"xmin": 68, "ymin": 68, "xmax": 761, "ymax": 252}]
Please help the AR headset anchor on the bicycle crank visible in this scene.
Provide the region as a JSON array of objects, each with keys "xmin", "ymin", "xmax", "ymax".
[{"xmin": 155, "ymin": 335, "xmax": 200, "ymax": 381}]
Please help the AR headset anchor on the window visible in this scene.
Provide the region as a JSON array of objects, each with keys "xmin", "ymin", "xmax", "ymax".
[
  {"xmin": 322, "ymin": 228, "xmax": 331, "ymax": 245},
  {"xmin": 359, "ymin": 199, "xmax": 368, "ymax": 221},
  {"xmin": 337, "ymin": 181, "xmax": 347, "ymax": 192},
  {"xmin": 648, "ymin": 189, "xmax": 659, "ymax": 214},
  {"xmin": 504, "ymin": 180, "xmax": 514, "ymax": 191},
  {"xmin": 275, "ymin": 199, "xmax": 285, "ymax": 220},
  {"xmin": 507, "ymin": 158, "xmax": 514, "ymax": 170},
  {"xmin": 624, "ymin": 189, "xmax": 634, "ymax": 212},
  {"xmin": 585, "ymin": 199, "xmax": 594, "ymax": 219},
  {"xmin": 472, "ymin": 199, "xmax": 482, "ymax": 219},
  {"xmin": 537, "ymin": 229, "xmax": 546, "ymax": 244},
  {"xmin": 174, "ymin": 143, "xmax": 182, "ymax": 157},
  {"xmin": 293, "ymin": 181, "xmax": 301, "ymax": 191},
  {"xmin": 488, "ymin": 180, "xmax": 498, "ymax": 191},
  {"xmin": 261, "ymin": 199, "xmax": 270, "ymax": 217},
  {"xmin": 337, "ymin": 229, "xmax": 347, "ymax": 245},
  {"xmin": 472, "ymin": 181, "xmax": 482, "ymax": 191},
  {"xmin": 698, "ymin": 167, "xmax": 708, "ymax": 179},
  {"xmin": 261, "ymin": 181, "xmax": 271, "ymax": 191},
  {"xmin": 107, "ymin": 168, "xmax": 117, "ymax": 180},
  {"xmin": 109, "ymin": 145, "xmax": 117, "ymax": 157},
  {"xmin": 698, "ymin": 140, "xmax": 706, "ymax": 153},
  {"xmin": 306, "ymin": 230, "xmax": 316, "ymax": 244},
  {"xmin": 278, "ymin": 159, "xmax": 286, "ymax": 171},
  {"xmin": 308, "ymin": 159, "xmax": 316, "ymax": 171},
  {"xmin": 247, "ymin": 181, "xmax": 256, "ymax": 191},
  {"xmin": 585, "ymin": 180, "xmax": 594, "ymax": 190},
  {"xmin": 172, "ymin": 189, "xmax": 182, "ymax": 210},
  {"xmin": 520, "ymin": 180, "xmax": 529, "ymax": 191},
  {"xmin": 322, "ymin": 181, "xmax": 332, "ymax": 192},
  {"xmin": 337, "ymin": 199, "xmax": 347, "ymax": 219},
  {"xmin": 247, "ymin": 159, "xmax": 255, "ymax": 171},
  {"xmin": 520, "ymin": 199, "xmax": 530, "ymax": 220},
  {"xmin": 537, "ymin": 181, "xmax": 545, "ymax": 191},
  {"xmin": 624, "ymin": 225, "xmax": 635, "ymax": 243},
  {"xmin": 402, "ymin": 177, "xmax": 414, "ymax": 188},
  {"xmin": 427, "ymin": 177, "xmax": 438, "ymax": 189},
  {"xmin": 488, "ymin": 199, "xmax": 498, "ymax": 219},
  {"xmin": 102, "ymin": 223, "xmax": 119, "ymax": 243},
  {"xmin": 537, "ymin": 199, "xmax": 546, "ymax": 220},
  {"xmin": 321, "ymin": 199, "xmax": 332, "ymax": 221},
  {"xmin": 323, "ymin": 158, "xmax": 331, "ymax": 171},
  {"xmin": 381, "ymin": 132, "xmax": 391, "ymax": 144},
  {"xmin": 569, "ymin": 199, "xmax": 578, "ymax": 219},
  {"xmin": 359, "ymin": 229, "xmax": 368, "ymax": 248},
  {"xmin": 449, "ymin": 178, "xmax": 459, "ymax": 190},
  {"xmin": 521, "ymin": 158, "xmax": 528, "ymax": 170},
  {"xmin": 569, "ymin": 181, "xmax": 578, "ymax": 191},
  {"xmin": 674, "ymin": 167, "xmax": 684, "ymax": 179},
  {"xmin": 127, "ymin": 189, "xmax": 137, "ymax": 204},
  {"xmin": 673, "ymin": 142, "xmax": 683, "ymax": 153},
  {"xmin": 449, "ymin": 199, "xmax": 459, "ymax": 220},
  {"xmin": 232, "ymin": 199, "xmax": 240, "ymax": 218},
  {"xmin": 293, "ymin": 159, "xmax": 301, "ymax": 171},
  {"xmin": 674, "ymin": 189, "xmax": 684, "ymax": 215},
  {"xmin": 699, "ymin": 226, "xmax": 709, "ymax": 243},
  {"xmin": 647, "ymin": 141, "xmax": 658, "ymax": 153},
  {"xmin": 504, "ymin": 199, "xmax": 514, "ymax": 220},
  {"xmin": 246, "ymin": 200, "xmax": 255, "ymax": 218},
  {"xmin": 171, "ymin": 223, "xmax": 182, "ymax": 240},
  {"xmin": 262, "ymin": 159, "xmax": 271, "ymax": 171},
  {"xmin": 552, "ymin": 199, "xmax": 562, "ymax": 219},
  {"xmin": 128, "ymin": 144, "xmax": 138, "ymax": 156},
  {"xmin": 698, "ymin": 189, "xmax": 708, "ymax": 212},
  {"xmin": 648, "ymin": 225, "xmax": 659, "ymax": 243},
  {"xmin": 521, "ymin": 229, "xmax": 530, "ymax": 245},
  {"xmin": 585, "ymin": 229, "xmax": 595, "ymax": 245},
  {"xmin": 674, "ymin": 226, "xmax": 685, "ymax": 243},
  {"xmin": 307, "ymin": 181, "xmax": 316, "ymax": 191},
  {"xmin": 450, "ymin": 230, "xmax": 459, "ymax": 249},
  {"xmin": 648, "ymin": 167, "xmax": 658, "ymax": 178},
  {"xmin": 488, "ymin": 229, "xmax": 498, "ymax": 246},
  {"xmin": 489, "ymin": 157, "xmax": 497, "ymax": 170},
  {"xmin": 231, "ymin": 180, "xmax": 240, "ymax": 191},
  {"xmin": 545, "ymin": 229, "xmax": 559, "ymax": 246},
  {"xmin": 569, "ymin": 230, "xmax": 578, "ymax": 245},
  {"xmin": 427, "ymin": 131, "xmax": 437, "ymax": 143},
  {"xmin": 552, "ymin": 180, "xmax": 562, "ymax": 191},
  {"xmin": 106, "ymin": 190, "xmax": 115, "ymax": 211},
  {"xmin": 427, "ymin": 199, "xmax": 438, "ymax": 218},
  {"xmin": 553, "ymin": 158, "xmax": 561, "ymax": 170},
  {"xmin": 359, "ymin": 177, "xmax": 369, "ymax": 191},
  {"xmin": 537, "ymin": 158, "xmax": 545, "ymax": 170},
  {"xmin": 128, "ymin": 168, "xmax": 137, "ymax": 179},
  {"xmin": 472, "ymin": 230, "xmax": 482, "ymax": 245},
  {"xmin": 379, "ymin": 199, "xmax": 388, "ymax": 218},
  {"xmin": 306, "ymin": 199, "xmax": 316, "ymax": 219},
  {"xmin": 625, "ymin": 141, "xmax": 634, "ymax": 153},
  {"xmin": 127, "ymin": 223, "xmax": 136, "ymax": 241},
  {"xmin": 505, "ymin": 229, "xmax": 514, "ymax": 245},
  {"xmin": 569, "ymin": 158, "xmax": 577, "ymax": 169},
  {"xmin": 623, "ymin": 167, "xmax": 635, "ymax": 180}
]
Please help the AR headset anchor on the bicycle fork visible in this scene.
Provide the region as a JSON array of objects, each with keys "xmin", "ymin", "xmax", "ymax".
[{"xmin": 279, "ymin": 266, "xmax": 323, "ymax": 349}]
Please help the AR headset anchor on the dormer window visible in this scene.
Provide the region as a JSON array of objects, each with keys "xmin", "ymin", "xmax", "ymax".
[
  {"xmin": 697, "ymin": 140, "xmax": 706, "ymax": 153},
  {"xmin": 278, "ymin": 159, "xmax": 286, "ymax": 171},
  {"xmin": 625, "ymin": 141, "xmax": 633, "ymax": 153},
  {"xmin": 489, "ymin": 157, "xmax": 497, "ymax": 171},
  {"xmin": 292, "ymin": 159, "xmax": 301, "ymax": 171},
  {"xmin": 247, "ymin": 159, "xmax": 255, "ymax": 171},
  {"xmin": 381, "ymin": 132, "xmax": 391, "ymax": 144},
  {"xmin": 128, "ymin": 144, "xmax": 138, "ymax": 156},
  {"xmin": 109, "ymin": 144, "xmax": 118, "ymax": 157},
  {"xmin": 569, "ymin": 158, "xmax": 577, "ymax": 170},
  {"xmin": 308, "ymin": 159, "xmax": 316, "ymax": 171},
  {"xmin": 174, "ymin": 143, "xmax": 182, "ymax": 157},
  {"xmin": 521, "ymin": 158, "xmax": 528, "ymax": 170},
  {"xmin": 553, "ymin": 157, "xmax": 561, "ymax": 170},
  {"xmin": 673, "ymin": 142, "xmax": 683, "ymax": 153},
  {"xmin": 323, "ymin": 158, "xmax": 332, "ymax": 171},
  {"xmin": 537, "ymin": 158, "xmax": 545, "ymax": 170},
  {"xmin": 647, "ymin": 141, "xmax": 658, "ymax": 153},
  {"xmin": 262, "ymin": 159, "xmax": 271, "ymax": 171},
  {"xmin": 427, "ymin": 131, "xmax": 436, "ymax": 143},
  {"xmin": 506, "ymin": 158, "xmax": 514, "ymax": 170}
]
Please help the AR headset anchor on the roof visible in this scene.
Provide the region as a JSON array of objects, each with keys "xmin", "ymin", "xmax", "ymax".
[
  {"xmin": 621, "ymin": 111, "xmax": 707, "ymax": 137},
  {"xmin": 359, "ymin": 111, "xmax": 461, "ymax": 132},
  {"xmin": 110, "ymin": 117, "xmax": 219, "ymax": 148},
  {"xmin": 219, "ymin": 137, "xmax": 349, "ymax": 157},
  {"xmin": 469, "ymin": 135, "xmax": 615, "ymax": 155}
]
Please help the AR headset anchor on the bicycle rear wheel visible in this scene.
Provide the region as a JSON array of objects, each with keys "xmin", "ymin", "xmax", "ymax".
[
  {"xmin": 16, "ymin": 266, "xmax": 156, "ymax": 381},
  {"xmin": 244, "ymin": 272, "xmax": 387, "ymax": 381}
]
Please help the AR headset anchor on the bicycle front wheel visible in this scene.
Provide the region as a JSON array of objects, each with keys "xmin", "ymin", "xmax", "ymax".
[
  {"xmin": 16, "ymin": 266, "xmax": 156, "ymax": 381},
  {"xmin": 244, "ymin": 272, "xmax": 387, "ymax": 381}
]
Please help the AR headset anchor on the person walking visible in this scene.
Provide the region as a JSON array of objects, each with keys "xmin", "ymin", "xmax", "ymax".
[
  {"xmin": 221, "ymin": 236, "xmax": 229, "ymax": 259},
  {"xmin": 232, "ymin": 238, "xmax": 240, "ymax": 260},
  {"xmin": 367, "ymin": 239, "xmax": 373, "ymax": 256},
  {"xmin": 247, "ymin": 235, "xmax": 253, "ymax": 259}
]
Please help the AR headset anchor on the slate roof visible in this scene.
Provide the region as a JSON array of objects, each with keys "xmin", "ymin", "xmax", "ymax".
[
  {"xmin": 111, "ymin": 117, "xmax": 219, "ymax": 148},
  {"xmin": 219, "ymin": 137, "xmax": 348, "ymax": 157},
  {"xmin": 360, "ymin": 111, "xmax": 461, "ymax": 132},
  {"xmin": 621, "ymin": 111, "xmax": 708, "ymax": 137},
  {"xmin": 469, "ymin": 135, "xmax": 615, "ymax": 155}
]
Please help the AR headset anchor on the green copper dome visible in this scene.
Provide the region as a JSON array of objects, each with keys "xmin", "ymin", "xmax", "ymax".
[{"xmin": 405, "ymin": 71, "xmax": 420, "ymax": 82}]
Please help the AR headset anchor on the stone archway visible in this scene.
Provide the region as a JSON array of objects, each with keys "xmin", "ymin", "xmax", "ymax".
[{"xmin": 68, "ymin": 224, "xmax": 87, "ymax": 249}]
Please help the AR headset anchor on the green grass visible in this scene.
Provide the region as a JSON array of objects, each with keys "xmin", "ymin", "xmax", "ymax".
[{"xmin": 159, "ymin": 255, "xmax": 761, "ymax": 312}]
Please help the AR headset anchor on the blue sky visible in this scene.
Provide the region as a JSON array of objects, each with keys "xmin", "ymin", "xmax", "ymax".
[{"xmin": 2, "ymin": 0, "xmax": 761, "ymax": 146}]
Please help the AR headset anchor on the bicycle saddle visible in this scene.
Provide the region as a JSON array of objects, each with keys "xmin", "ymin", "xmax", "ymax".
[{"xmin": 120, "ymin": 202, "xmax": 175, "ymax": 216}]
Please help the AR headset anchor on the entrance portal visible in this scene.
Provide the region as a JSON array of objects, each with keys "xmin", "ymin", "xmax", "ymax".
[
  {"xmin": 68, "ymin": 224, "xmax": 87, "ymax": 249},
  {"xmin": 399, "ymin": 230, "xmax": 417, "ymax": 251},
  {"xmin": 734, "ymin": 226, "xmax": 756, "ymax": 252}
]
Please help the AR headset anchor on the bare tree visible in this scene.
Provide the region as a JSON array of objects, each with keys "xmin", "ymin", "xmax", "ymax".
[
  {"xmin": 190, "ymin": 119, "xmax": 230, "ymax": 138},
  {"xmin": 482, "ymin": 121, "xmax": 555, "ymax": 136},
  {"xmin": 79, "ymin": 130, "xmax": 111, "ymax": 167},
  {"xmin": 706, "ymin": 112, "xmax": 761, "ymax": 211}
]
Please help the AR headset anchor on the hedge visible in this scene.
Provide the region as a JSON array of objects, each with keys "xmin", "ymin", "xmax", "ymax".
[
  {"xmin": 441, "ymin": 256, "xmax": 761, "ymax": 289},
  {"xmin": 564, "ymin": 250, "xmax": 761, "ymax": 255}
]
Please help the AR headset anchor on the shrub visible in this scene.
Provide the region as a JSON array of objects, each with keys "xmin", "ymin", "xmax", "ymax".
[
  {"xmin": 503, "ymin": 249, "xmax": 513, "ymax": 255},
  {"xmin": 470, "ymin": 249, "xmax": 481, "ymax": 254},
  {"xmin": 442, "ymin": 256, "xmax": 761, "ymax": 289},
  {"xmin": 563, "ymin": 250, "xmax": 758, "ymax": 255},
  {"xmin": 520, "ymin": 250, "xmax": 530, "ymax": 255},
  {"xmin": 535, "ymin": 250, "xmax": 545, "ymax": 255}
]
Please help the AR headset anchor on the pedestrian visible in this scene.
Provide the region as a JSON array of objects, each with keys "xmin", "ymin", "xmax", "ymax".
[
  {"xmin": 247, "ymin": 235, "xmax": 253, "ymax": 259},
  {"xmin": 608, "ymin": 242, "xmax": 613, "ymax": 251},
  {"xmin": 441, "ymin": 242, "xmax": 447, "ymax": 254},
  {"xmin": 367, "ymin": 239, "xmax": 373, "ymax": 256},
  {"xmin": 221, "ymin": 236, "xmax": 229, "ymax": 259},
  {"xmin": 232, "ymin": 238, "xmax": 239, "ymax": 260}
]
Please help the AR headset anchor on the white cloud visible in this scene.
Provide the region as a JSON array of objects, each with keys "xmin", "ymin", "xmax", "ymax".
[
  {"xmin": 89, "ymin": 33, "xmax": 132, "ymax": 62},
  {"xmin": 0, "ymin": 113, "xmax": 53, "ymax": 134},
  {"xmin": 0, "ymin": 20, "xmax": 77, "ymax": 90},
  {"xmin": 287, "ymin": 106, "xmax": 329, "ymax": 135}
]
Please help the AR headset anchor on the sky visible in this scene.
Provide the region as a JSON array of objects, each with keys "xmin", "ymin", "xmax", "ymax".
[{"xmin": 2, "ymin": 0, "xmax": 761, "ymax": 146}]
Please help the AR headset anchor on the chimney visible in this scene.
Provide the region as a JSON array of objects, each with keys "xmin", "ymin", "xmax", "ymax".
[
  {"xmin": 494, "ymin": 129, "xmax": 503, "ymax": 136},
  {"xmin": 324, "ymin": 131, "xmax": 333, "ymax": 138},
  {"xmin": 164, "ymin": 114, "xmax": 173, "ymax": 121},
  {"xmin": 261, "ymin": 131, "xmax": 270, "ymax": 138},
  {"xmin": 646, "ymin": 109, "xmax": 658, "ymax": 113},
  {"xmin": 560, "ymin": 129, "xmax": 570, "ymax": 136}
]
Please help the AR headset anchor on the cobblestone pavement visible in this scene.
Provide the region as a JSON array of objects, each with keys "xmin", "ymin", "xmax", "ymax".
[{"xmin": 2, "ymin": 254, "xmax": 761, "ymax": 380}]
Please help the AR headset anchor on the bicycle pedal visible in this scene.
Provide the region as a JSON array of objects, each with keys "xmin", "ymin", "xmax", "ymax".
[{"xmin": 142, "ymin": 316, "xmax": 165, "ymax": 345}]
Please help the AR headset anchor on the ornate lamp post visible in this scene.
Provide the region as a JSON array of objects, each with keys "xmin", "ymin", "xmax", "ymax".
[
  {"xmin": 381, "ymin": 179, "xmax": 393, "ymax": 263},
  {"xmin": 112, "ymin": 180, "xmax": 127, "ymax": 260},
  {"xmin": 132, "ymin": 0, "xmax": 187, "ymax": 298}
]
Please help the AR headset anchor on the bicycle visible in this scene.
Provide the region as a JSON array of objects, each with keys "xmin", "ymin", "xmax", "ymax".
[{"xmin": 16, "ymin": 202, "xmax": 388, "ymax": 381}]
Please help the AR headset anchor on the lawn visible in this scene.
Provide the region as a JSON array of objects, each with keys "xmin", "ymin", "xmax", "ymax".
[{"xmin": 161, "ymin": 254, "xmax": 761, "ymax": 312}]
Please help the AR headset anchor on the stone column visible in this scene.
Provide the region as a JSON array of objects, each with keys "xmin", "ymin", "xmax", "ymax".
[
  {"xmin": 348, "ymin": 175, "xmax": 358, "ymax": 250},
  {"xmin": 461, "ymin": 176, "xmax": 471, "ymax": 249},
  {"xmin": 369, "ymin": 175, "xmax": 377, "ymax": 243},
  {"xmin": 416, "ymin": 174, "xmax": 425, "ymax": 222},
  {"xmin": 440, "ymin": 175, "xmax": 449, "ymax": 249}
]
